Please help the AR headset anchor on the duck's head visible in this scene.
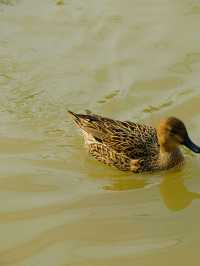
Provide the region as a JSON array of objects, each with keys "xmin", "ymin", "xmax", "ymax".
[{"xmin": 157, "ymin": 117, "xmax": 200, "ymax": 153}]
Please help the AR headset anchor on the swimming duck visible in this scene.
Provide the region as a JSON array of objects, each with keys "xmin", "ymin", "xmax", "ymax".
[{"xmin": 68, "ymin": 110, "xmax": 200, "ymax": 173}]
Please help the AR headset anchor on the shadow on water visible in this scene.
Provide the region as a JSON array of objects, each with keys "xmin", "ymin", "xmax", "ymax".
[
  {"xmin": 97, "ymin": 167, "xmax": 200, "ymax": 212},
  {"xmin": 159, "ymin": 171, "xmax": 200, "ymax": 211}
]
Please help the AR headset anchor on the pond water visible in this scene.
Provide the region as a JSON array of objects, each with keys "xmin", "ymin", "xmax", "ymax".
[{"xmin": 0, "ymin": 0, "xmax": 200, "ymax": 265}]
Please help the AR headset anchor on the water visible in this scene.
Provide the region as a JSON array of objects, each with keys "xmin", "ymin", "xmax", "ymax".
[{"xmin": 0, "ymin": 0, "xmax": 200, "ymax": 265}]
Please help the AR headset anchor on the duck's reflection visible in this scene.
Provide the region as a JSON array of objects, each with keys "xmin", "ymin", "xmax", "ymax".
[
  {"xmin": 160, "ymin": 172, "xmax": 200, "ymax": 211},
  {"xmin": 102, "ymin": 170, "xmax": 200, "ymax": 211},
  {"xmin": 103, "ymin": 177, "xmax": 146, "ymax": 191}
]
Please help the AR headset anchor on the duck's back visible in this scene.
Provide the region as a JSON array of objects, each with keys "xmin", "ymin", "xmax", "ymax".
[{"xmin": 69, "ymin": 111, "xmax": 159, "ymax": 159}]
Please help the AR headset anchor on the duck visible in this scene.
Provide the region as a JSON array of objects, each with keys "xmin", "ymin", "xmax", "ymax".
[{"xmin": 68, "ymin": 110, "xmax": 200, "ymax": 173}]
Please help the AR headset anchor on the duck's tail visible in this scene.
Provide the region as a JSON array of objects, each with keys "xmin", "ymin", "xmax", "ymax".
[
  {"xmin": 68, "ymin": 110, "xmax": 82, "ymax": 126},
  {"xmin": 68, "ymin": 110, "xmax": 101, "ymax": 132},
  {"xmin": 68, "ymin": 110, "xmax": 79, "ymax": 119},
  {"xmin": 68, "ymin": 109, "xmax": 93, "ymax": 126}
]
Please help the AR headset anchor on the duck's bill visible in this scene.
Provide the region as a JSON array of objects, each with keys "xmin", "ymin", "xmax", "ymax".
[{"xmin": 184, "ymin": 137, "xmax": 200, "ymax": 153}]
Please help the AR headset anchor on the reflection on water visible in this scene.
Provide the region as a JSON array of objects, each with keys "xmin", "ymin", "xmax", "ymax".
[
  {"xmin": 0, "ymin": 0, "xmax": 200, "ymax": 265},
  {"xmin": 101, "ymin": 168, "xmax": 200, "ymax": 212},
  {"xmin": 103, "ymin": 178, "xmax": 146, "ymax": 191},
  {"xmin": 160, "ymin": 171, "xmax": 200, "ymax": 211}
]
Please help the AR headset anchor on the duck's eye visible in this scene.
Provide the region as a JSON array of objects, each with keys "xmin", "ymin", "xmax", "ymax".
[
  {"xmin": 169, "ymin": 132, "xmax": 177, "ymax": 138},
  {"xmin": 170, "ymin": 129, "xmax": 177, "ymax": 135},
  {"xmin": 170, "ymin": 130, "xmax": 184, "ymax": 143}
]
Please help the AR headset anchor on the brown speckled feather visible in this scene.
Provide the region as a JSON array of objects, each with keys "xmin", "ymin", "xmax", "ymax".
[{"xmin": 68, "ymin": 110, "xmax": 161, "ymax": 172}]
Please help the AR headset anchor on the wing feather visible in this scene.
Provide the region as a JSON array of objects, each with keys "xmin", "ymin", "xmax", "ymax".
[{"xmin": 68, "ymin": 111, "xmax": 158, "ymax": 158}]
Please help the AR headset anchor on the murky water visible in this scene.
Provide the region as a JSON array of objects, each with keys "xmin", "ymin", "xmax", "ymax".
[{"xmin": 0, "ymin": 0, "xmax": 200, "ymax": 265}]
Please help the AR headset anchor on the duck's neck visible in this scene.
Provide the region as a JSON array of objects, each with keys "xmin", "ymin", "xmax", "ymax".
[{"xmin": 159, "ymin": 147, "xmax": 184, "ymax": 170}]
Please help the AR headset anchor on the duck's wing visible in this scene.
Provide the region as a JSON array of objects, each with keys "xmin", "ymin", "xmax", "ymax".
[{"xmin": 68, "ymin": 111, "xmax": 158, "ymax": 158}]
